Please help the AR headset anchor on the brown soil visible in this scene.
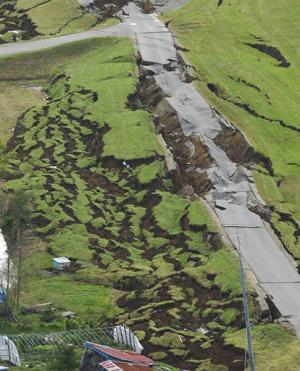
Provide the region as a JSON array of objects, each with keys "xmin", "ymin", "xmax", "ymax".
[
  {"xmin": 80, "ymin": 169, "xmax": 124, "ymax": 195},
  {"xmin": 138, "ymin": 73, "xmax": 213, "ymax": 196},
  {"xmin": 214, "ymin": 124, "xmax": 255, "ymax": 164},
  {"xmin": 213, "ymin": 118, "xmax": 273, "ymax": 175},
  {"xmin": 122, "ymin": 267, "xmax": 244, "ymax": 369}
]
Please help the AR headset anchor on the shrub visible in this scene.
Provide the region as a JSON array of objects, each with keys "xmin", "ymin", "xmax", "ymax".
[{"xmin": 48, "ymin": 344, "xmax": 79, "ymax": 371}]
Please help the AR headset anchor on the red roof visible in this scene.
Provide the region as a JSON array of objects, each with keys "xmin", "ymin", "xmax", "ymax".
[{"xmin": 87, "ymin": 343, "xmax": 154, "ymax": 366}]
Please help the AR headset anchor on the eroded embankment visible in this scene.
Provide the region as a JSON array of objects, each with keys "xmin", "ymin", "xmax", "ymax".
[
  {"xmin": 135, "ymin": 52, "xmax": 273, "ymax": 221},
  {"xmin": 1, "ymin": 36, "xmax": 248, "ymax": 369},
  {"xmin": 139, "ymin": 74, "xmax": 214, "ymax": 195}
]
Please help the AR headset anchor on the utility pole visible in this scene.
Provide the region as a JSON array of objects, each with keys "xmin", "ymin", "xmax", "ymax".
[{"xmin": 238, "ymin": 236, "xmax": 255, "ymax": 371}]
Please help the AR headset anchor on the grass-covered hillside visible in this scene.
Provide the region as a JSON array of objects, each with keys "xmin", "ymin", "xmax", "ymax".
[
  {"xmin": 165, "ymin": 0, "xmax": 300, "ymax": 263},
  {"xmin": 0, "ymin": 38, "xmax": 247, "ymax": 370},
  {"xmin": 0, "ymin": 0, "xmax": 117, "ymax": 43}
]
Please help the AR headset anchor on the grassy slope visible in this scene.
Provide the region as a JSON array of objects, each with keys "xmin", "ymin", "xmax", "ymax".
[
  {"xmin": 225, "ymin": 324, "xmax": 300, "ymax": 371},
  {"xmin": 164, "ymin": 0, "xmax": 300, "ymax": 261},
  {"xmin": 0, "ymin": 8, "xmax": 108, "ymax": 144},
  {"xmin": 16, "ymin": 0, "xmax": 97, "ymax": 37},
  {"xmin": 0, "ymin": 83, "xmax": 43, "ymax": 144},
  {"xmin": 0, "ymin": 0, "xmax": 116, "ymax": 43},
  {"xmin": 0, "ymin": 39, "xmax": 248, "ymax": 369}
]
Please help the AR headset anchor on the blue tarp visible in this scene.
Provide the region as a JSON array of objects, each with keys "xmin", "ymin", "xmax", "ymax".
[{"xmin": 0, "ymin": 289, "xmax": 6, "ymax": 304}]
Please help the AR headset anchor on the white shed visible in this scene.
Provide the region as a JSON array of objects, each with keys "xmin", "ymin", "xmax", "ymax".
[
  {"xmin": 0, "ymin": 336, "xmax": 20, "ymax": 367},
  {"xmin": 52, "ymin": 257, "xmax": 71, "ymax": 270}
]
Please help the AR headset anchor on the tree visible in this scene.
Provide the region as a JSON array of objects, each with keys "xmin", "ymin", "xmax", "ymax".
[
  {"xmin": 0, "ymin": 190, "xmax": 33, "ymax": 317},
  {"xmin": 8, "ymin": 191, "xmax": 33, "ymax": 306}
]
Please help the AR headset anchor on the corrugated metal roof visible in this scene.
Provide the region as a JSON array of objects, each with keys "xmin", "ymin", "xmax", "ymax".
[{"xmin": 85, "ymin": 342, "xmax": 154, "ymax": 366}]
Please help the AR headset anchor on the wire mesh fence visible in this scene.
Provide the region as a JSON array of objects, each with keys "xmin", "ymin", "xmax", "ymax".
[{"xmin": 7, "ymin": 326, "xmax": 121, "ymax": 354}]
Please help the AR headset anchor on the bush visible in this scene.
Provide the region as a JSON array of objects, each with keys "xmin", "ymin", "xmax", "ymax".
[
  {"xmin": 48, "ymin": 344, "xmax": 79, "ymax": 371},
  {"xmin": 41, "ymin": 309, "xmax": 58, "ymax": 323}
]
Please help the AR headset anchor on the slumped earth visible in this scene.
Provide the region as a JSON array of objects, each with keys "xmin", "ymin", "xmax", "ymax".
[
  {"xmin": 0, "ymin": 38, "xmax": 247, "ymax": 369},
  {"xmin": 0, "ymin": 0, "xmax": 121, "ymax": 43}
]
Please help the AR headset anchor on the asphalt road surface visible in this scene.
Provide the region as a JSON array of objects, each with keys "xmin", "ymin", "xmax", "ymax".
[{"xmin": 1, "ymin": 0, "xmax": 300, "ymax": 336}]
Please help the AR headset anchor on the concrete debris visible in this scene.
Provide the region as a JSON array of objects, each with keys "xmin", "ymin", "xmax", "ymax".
[{"xmin": 62, "ymin": 311, "xmax": 76, "ymax": 318}]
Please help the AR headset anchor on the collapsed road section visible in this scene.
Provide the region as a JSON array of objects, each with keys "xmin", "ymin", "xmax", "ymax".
[{"xmin": 119, "ymin": 3, "xmax": 300, "ymax": 336}]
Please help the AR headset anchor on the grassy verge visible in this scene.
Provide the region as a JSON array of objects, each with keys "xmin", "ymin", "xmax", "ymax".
[
  {"xmin": 225, "ymin": 323, "xmax": 300, "ymax": 371},
  {"xmin": 164, "ymin": 0, "xmax": 300, "ymax": 263},
  {"xmin": 0, "ymin": 37, "xmax": 250, "ymax": 369}
]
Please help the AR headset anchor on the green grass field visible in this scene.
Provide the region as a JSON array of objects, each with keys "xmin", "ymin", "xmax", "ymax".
[
  {"xmin": 16, "ymin": 0, "xmax": 98, "ymax": 37},
  {"xmin": 0, "ymin": 83, "xmax": 43, "ymax": 144},
  {"xmin": 164, "ymin": 0, "xmax": 300, "ymax": 262}
]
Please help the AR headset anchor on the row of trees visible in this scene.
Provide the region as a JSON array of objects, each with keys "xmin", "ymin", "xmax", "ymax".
[{"xmin": 0, "ymin": 190, "xmax": 33, "ymax": 318}]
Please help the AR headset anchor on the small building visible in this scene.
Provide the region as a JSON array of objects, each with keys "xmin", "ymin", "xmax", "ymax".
[
  {"xmin": 52, "ymin": 257, "xmax": 71, "ymax": 271},
  {"xmin": 0, "ymin": 336, "xmax": 21, "ymax": 367},
  {"xmin": 80, "ymin": 342, "xmax": 154, "ymax": 371}
]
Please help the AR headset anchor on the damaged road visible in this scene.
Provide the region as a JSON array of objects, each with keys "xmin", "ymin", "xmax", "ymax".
[
  {"xmin": 2, "ymin": 0, "xmax": 300, "ymax": 337},
  {"xmin": 119, "ymin": 3, "xmax": 300, "ymax": 336}
]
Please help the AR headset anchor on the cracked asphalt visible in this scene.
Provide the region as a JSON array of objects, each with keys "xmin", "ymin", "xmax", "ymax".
[{"xmin": 1, "ymin": 0, "xmax": 300, "ymax": 336}]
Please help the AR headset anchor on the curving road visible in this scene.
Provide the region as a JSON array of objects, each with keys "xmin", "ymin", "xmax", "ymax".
[{"xmin": 1, "ymin": 1, "xmax": 300, "ymax": 336}]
